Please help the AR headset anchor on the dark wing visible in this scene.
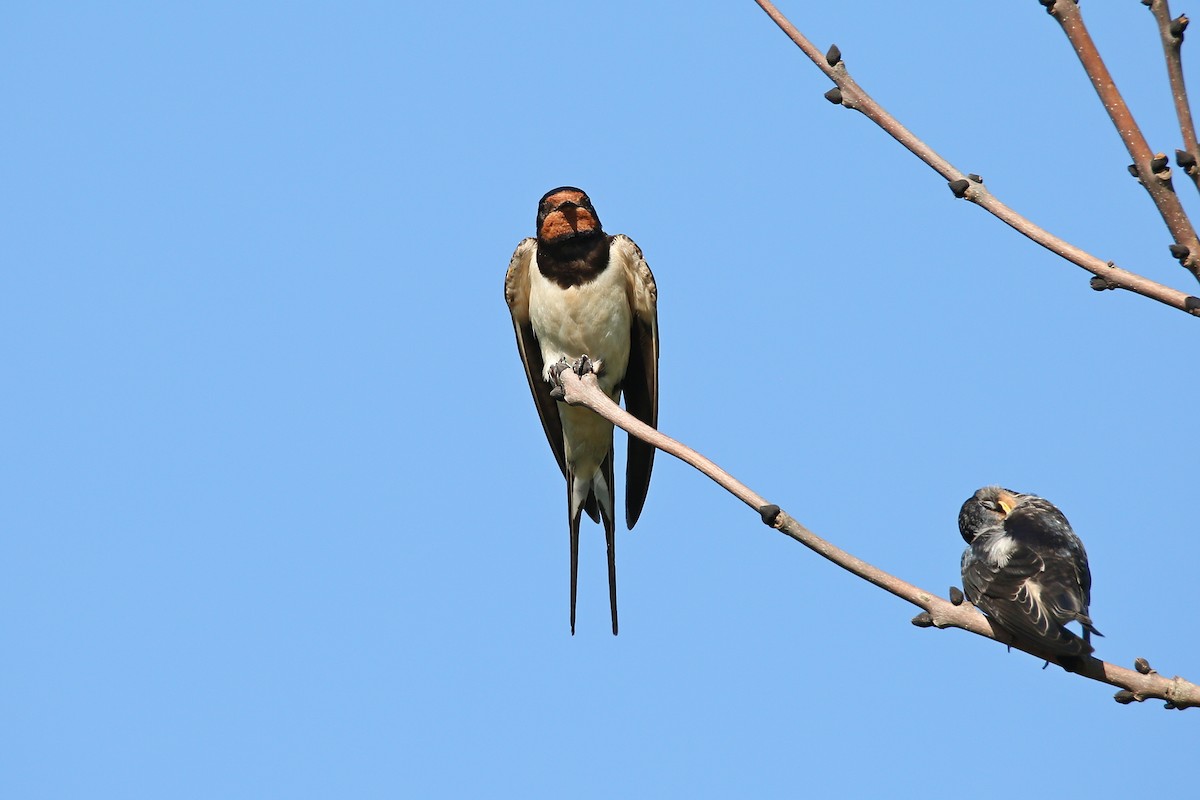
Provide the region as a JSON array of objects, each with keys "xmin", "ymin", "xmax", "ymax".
[
  {"xmin": 612, "ymin": 234, "xmax": 658, "ymax": 529},
  {"xmin": 962, "ymin": 538, "xmax": 1092, "ymax": 657},
  {"xmin": 1034, "ymin": 545, "xmax": 1101, "ymax": 641},
  {"xmin": 1007, "ymin": 499, "xmax": 1100, "ymax": 640},
  {"xmin": 504, "ymin": 238, "xmax": 566, "ymax": 478}
]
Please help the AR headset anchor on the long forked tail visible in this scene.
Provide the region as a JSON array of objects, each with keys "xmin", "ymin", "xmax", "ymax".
[
  {"xmin": 603, "ymin": 509, "xmax": 618, "ymax": 635},
  {"xmin": 565, "ymin": 454, "xmax": 618, "ymax": 635},
  {"xmin": 601, "ymin": 454, "xmax": 617, "ymax": 635},
  {"xmin": 568, "ymin": 497, "xmax": 580, "ymax": 635}
]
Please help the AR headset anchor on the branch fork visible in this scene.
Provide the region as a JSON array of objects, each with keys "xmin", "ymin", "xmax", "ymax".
[{"xmin": 751, "ymin": 0, "xmax": 1200, "ymax": 315}]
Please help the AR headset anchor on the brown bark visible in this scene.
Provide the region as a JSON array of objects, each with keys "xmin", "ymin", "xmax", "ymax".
[{"xmin": 751, "ymin": 0, "xmax": 1200, "ymax": 316}]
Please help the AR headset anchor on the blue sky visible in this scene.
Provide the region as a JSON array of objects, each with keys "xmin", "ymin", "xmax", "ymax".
[{"xmin": 4, "ymin": 2, "xmax": 1197, "ymax": 797}]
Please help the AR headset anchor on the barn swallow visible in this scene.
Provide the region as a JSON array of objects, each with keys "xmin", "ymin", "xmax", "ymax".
[
  {"xmin": 958, "ymin": 486, "xmax": 1102, "ymax": 658},
  {"xmin": 504, "ymin": 187, "xmax": 659, "ymax": 635}
]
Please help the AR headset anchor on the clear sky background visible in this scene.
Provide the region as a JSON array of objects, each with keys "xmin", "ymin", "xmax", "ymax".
[{"xmin": 4, "ymin": 2, "xmax": 1198, "ymax": 797}]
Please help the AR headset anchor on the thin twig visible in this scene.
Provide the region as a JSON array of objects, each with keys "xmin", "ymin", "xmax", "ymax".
[
  {"xmin": 1047, "ymin": 0, "xmax": 1200, "ymax": 283},
  {"xmin": 749, "ymin": 0, "xmax": 1200, "ymax": 316},
  {"xmin": 1145, "ymin": 0, "xmax": 1200, "ymax": 195},
  {"xmin": 554, "ymin": 367, "xmax": 1200, "ymax": 710}
]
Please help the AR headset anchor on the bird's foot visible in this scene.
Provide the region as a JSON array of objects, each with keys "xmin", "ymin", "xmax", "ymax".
[
  {"xmin": 572, "ymin": 355, "xmax": 601, "ymax": 377},
  {"xmin": 549, "ymin": 358, "xmax": 570, "ymax": 400}
]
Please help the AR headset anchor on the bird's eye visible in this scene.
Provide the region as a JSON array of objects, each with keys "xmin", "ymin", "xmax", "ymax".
[{"xmin": 981, "ymin": 500, "xmax": 1000, "ymax": 512}]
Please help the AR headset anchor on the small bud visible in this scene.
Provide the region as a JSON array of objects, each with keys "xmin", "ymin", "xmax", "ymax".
[
  {"xmin": 825, "ymin": 43, "xmax": 842, "ymax": 67},
  {"xmin": 1186, "ymin": 296, "xmax": 1200, "ymax": 312},
  {"xmin": 967, "ymin": 173, "xmax": 983, "ymax": 183},
  {"xmin": 1170, "ymin": 243, "xmax": 1191, "ymax": 260},
  {"xmin": 1141, "ymin": 0, "xmax": 1153, "ymax": 6},
  {"xmin": 1090, "ymin": 276, "xmax": 1116, "ymax": 291},
  {"xmin": 1127, "ymin": 163, "xmax": 1140, "ymax": 178},
  {"xmin": 949, "ymin": 586, "xmax": 964, "ymax": 605},
  {"xmin": 1171, "ymin": 15, "xmax": 1189, "ymax": 38},
  {"xmin": 1114, "ymin": 690, "xmax": 1137, "ymax": 704},
  {"xmin": 948, "ymin": 179, "xmax": 970, "ymax": 198},
  {"xmin": 1152, "ymin": 153, "xmax": 1170, "ymax": 172},
  {"xmin": 824, "ymin": 87, "xmax": 843, "ymax": 105},
  {"xmin": 911, "ymin": 612, "xmax": 934, "ymax": 628},
  {"xmin": 758, "ymin": 504, "xmax": 781, "ymax": 527},
  {"xmin": 1176, "ymin": 149, "xmax": 1197, "ymax": 169},
  {"xmin": 1134, "ymin": 657, "xmax": 1153, "ymax": 674},
  {"xmin": 1165, "ymin": 701, "xmax": 1178, "ymax": 709}
]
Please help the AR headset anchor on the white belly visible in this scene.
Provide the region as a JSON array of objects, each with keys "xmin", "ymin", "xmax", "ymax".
[
  {"xmin": 528, "ymin": 251, "xmax": 631, "ymax": 477},
  {"xmin": 528, "ymin": 256, "xmax": 631, "ymax": 399}
]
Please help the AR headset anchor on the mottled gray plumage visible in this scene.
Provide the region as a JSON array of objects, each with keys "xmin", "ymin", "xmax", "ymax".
[{"xmin": 959, "ymin": 486, "xmax": 1101, "ymax": 658}]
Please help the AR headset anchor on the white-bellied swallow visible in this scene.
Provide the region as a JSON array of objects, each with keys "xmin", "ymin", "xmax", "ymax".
[
  {"xmin": 959, "ymin": 486, "xmax": 1102, "ymax": 658},
  {"xmin": 504, "ymin": 187, "xmax": 659, "ymax": 634}
]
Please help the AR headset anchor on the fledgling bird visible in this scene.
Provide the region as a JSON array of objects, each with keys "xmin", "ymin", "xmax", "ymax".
[
  {"xmin": 504, "ymin": 187, "xmax": 659, "ymax": 635},
  {"xmin": 958, "ymin": 486, "xmax": 1102, "ymax": 658}
]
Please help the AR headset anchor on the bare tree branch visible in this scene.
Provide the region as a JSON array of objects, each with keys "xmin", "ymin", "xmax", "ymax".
[
  {"xmin": 1046, "ymin": 0, "xmax": 1200, "ymax": 283},
  {"xmin": 750, "ymin": 0, "xmax": 1200, "ymax": 317},
  {"xmin": 1144, "ymin": 0, "xmax": 1200, "ymax": 195},
  {"xmin": 553, "ymin": 367, "xmax": 1200, "ymax": 710}
]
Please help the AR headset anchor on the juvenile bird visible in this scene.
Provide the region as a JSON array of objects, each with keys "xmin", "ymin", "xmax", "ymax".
[{"xmin": 959, "ymin": 486, "xmax": 1101, "ymax": 658}]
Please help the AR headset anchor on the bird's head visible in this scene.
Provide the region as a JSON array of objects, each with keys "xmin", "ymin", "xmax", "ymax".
[
  {"xmin": 958, "ymin": 485, "xmax": 1021, "ymax": 544},
  {"xmin": 536, "ymin": 187, "xmax": 603, "ymax": 246}
]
